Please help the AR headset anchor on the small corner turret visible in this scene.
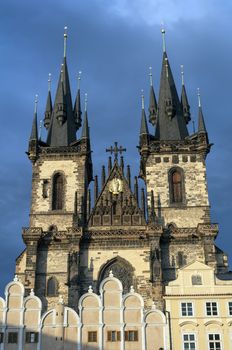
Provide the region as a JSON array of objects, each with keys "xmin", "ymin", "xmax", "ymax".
[{"xmin": 28, "ymin": 95, "xmax": 39, "ymax": 162}]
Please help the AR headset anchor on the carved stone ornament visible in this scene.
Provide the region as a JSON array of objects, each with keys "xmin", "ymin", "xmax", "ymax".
[{"xmin": 108, "ymin": 177, "xmax": 123, "ymax": 195}]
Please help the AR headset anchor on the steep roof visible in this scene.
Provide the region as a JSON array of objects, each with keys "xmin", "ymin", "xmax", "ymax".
[{"xmin": 155, "ymin": 52, "xmax": 189, "ymax": 141}]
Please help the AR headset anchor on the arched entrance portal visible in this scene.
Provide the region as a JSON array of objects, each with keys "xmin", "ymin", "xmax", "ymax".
[{"xmin": 98, "ymin": 256, "xmax": 135, "ymax": 293}]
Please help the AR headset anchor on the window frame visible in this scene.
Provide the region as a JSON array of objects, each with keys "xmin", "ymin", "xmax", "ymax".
[
  {"xmin": 25, "ymin": 331, "xmax": 39, "ymax": 343},
  {"xmin": 107, "ymin": 330, "xmax": 121, "ymax": 342},
  {"xmin": 180, "ymin": 301, "xmax": 194, "ymax": 317},
  {"xmin": 207, "ymin": 332, "xmax": 222, "ymax": 350},
  {"xmin": 228, "ymin": 301, "xmax": 232, "ymax": 316},
  {"xmin": 124, "ymin": 330, "xmax": 138, "ymax": 342},
  {"xmin": 168, "ymin": 167, "xmax": 186, "ymax": 206},
  {"xmin": 8, "ymin": 332, "xmax": 18, "ymax": 344},
  {"xmin": 88, "ymin": 331, "xmax": 97, "ymax": 343},
  {"xmin": 46, "ymin": 276, "xmax": 59, "ymax": 297},
  {"xmin": 182, "ymin": 332, "xmax": 197, "ymax": 350},
  {"xmin": 51, "ymin": 171, "xmax": 65, "ymax": 211},
  {"xmin": 205, "ymin": 301, "xmax": 219, "ymax": 317}
]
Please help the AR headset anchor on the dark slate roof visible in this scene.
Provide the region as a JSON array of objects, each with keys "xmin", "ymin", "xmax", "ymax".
[
  {"xmin": 46, "ymin": 58, "xmax": 77, "ymax": 146},
  {"xmin": 73, "ymin": 88, "xmax": 82, "ymax": 130},
  {"xmin": 81, "ymin": 110, "xmax": 89, "ymax": 139},
  {"xmin": 198, "ymin": 105, "xmax": 207, "ymax": 133},
  {"xmin": 30, "ymin": 111, "xmax": 38, "ymax": 141},
  {"xmin": 155, "ymin": 52, "xmax": 189, "ymax": 140},
  {"xmin": 44, "ymin": 90, "xmax": 52, "ymax": 129},
  {"xmin": 140, "ymin": 107, "xmax": 149, "ymax": 135},
  {"xmin": 148, "ymin": 85, "xmax": 157, "ymax": 125}
]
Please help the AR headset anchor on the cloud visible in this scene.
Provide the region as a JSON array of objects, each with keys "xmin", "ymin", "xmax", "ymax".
[{"xmin": 101, "ymin": 0, "xmax": 221, "ymax": 26}]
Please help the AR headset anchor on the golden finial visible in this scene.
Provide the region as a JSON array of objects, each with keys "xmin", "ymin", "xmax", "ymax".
[
  {"xmin": 48, "ymin": 73, "xmax": 51, "ymax": 91},
  {"xmin": 77, "ymin": 71, "xmax": 82, "ymax": 90},
  {"xmin": 63, "ymin": 26, "xmax": 68, "ymax": 58},
  {"xmin": 165, "ymin": 58, "xmax": 169, "ymax": 78},
  {"xmin": 34, "ymin": 94, "xmax": 38, "ymax": 114},
  {"xmin": 161, "ymin": 22, "xmax": 166, "ymax": 52},
  {"xmin": 149, "ymin": 66, "xmax": 153, "ymax": 87},
  {"xmin": 141, "ymin": 89, "xmax": 145, "ymax": 110},
  {"xmin": 181, "ymin": 65, "xmax": 184, "ymax": 85},
  {"xmin": 197, "ymin": 88, "xmax": 201, "ymax": 107},
  {"xmin": 85, "ymin": 93, "xmax": 88, "ymax": 112}
]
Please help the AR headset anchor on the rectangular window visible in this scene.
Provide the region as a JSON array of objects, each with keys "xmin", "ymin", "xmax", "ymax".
[
  {"xmin": 208, "ymin": 334, "xmax": 222, "ymax": 350},
  {"xmin": 181, "ymin": 302, "xmax": 193, "ymax": 316},
  {"xmin": 25, "ymin": 332, "xmax": 39, "ymax": 343},
  {"xmin": 8, "ymin": 332, "xmax": 18, "ymax": 344},
  {"xmin": 0, "ymin": 333, "xmax": 4, "ymax": 343},
  {"xmin": 107, "ymin": 331, "xmax": 121, "ymax": 342},
  {"xmin": 206, "ymin": 302, "xmax": 218, "ymax": 316},
  {"xmin": 228, "ymin": 302, "xmax": 232, "ymax": 316},
  {"xmin": 88, "ymin": 331, "xmax": 97, "ymax": 343},
  {"xmin": 125, "ymin": 330, "xmax": 138, "ymax": 341},
  {"xmin": 183, "ymin": 333, "xmax": 196, "ymax": 350}
]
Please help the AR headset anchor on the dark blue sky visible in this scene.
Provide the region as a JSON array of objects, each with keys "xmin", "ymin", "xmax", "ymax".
[{"xmin": 1, "ymin": 0, "xmax": 232, "ymax": 294}]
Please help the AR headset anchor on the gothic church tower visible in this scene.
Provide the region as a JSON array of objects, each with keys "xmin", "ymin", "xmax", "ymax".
[{"xmin": 16, "ymin": 30, "xmax": 92, "ymax": 310}]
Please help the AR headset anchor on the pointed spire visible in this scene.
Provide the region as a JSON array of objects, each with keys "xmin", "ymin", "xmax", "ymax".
[
  {"xmin": 101, "ymin": 165, "xmax": 106, "ymax": 188},
  {"xmin": 44, "ymin": 74, "xmax": 53, "ymax": 129},
  {"xmin": 140, "ymin": 90, "xmax": 149, "ymax": 147},
  {"xmin": 74, "ymin": 71, "xmax": 82, "ymax": 130},
  {"xmin": 148, "ymin": 67, "xmax": 157, "ymax": 126},
  {"xmin": 94, "ymin": 175, "xmax": 99, "ymax": 203},
  {"xmin": 155, "ymin": 33, "xmax": 188, "ymax": 141},
  {"xmin": 126, "ymin": 165, "xmax": 131, "ymax": 189},
  {"xmin": 46, "ymin": 29, "xmax": 76, "ymax": 146},
  {"xmin": 197, "ymin": 88, "xmax": 207, "ymax": 133},
  {"xmin": 120, "ymin": 156, "xmax": 124, "ymax": 174},
  {"xmin": 140, "ymin": 90, "xmax": 149, "ymax": 135},
  {"xmin": 141, "ymin": 188, "xmax": 146, "ymax": 219},
  {"xmin": 134, "ymin": 176, "xmax": 139, "ymax": 205},
  {"xmin": 180, "ymin": 65, "xmax": 191, "ymax": 124},
  {"xmin": 30, "ymin": 94, "xmax": 38, "ymax": 140},
  {"xmin": 108, "ymin": 156, "xmax": 112, "ymax": 175},
  {"xmin": 81, "ymin": 93, "xmax": 89, "ymax": 139}
]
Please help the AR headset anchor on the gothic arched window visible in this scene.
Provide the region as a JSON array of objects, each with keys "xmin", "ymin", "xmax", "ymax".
[
  {"xmin": 52, "ymin": 173, "xmax": 64, "ymax": 210},
  {"xmin": 169, "ymin": 168, "xmax": 184, "ymax": 204},
  {"xmin": 47, "ymin": 277, "xmax": 58, "ymax": 297}
]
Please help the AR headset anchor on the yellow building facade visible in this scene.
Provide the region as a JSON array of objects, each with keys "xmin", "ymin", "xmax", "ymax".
[{"xmin": 165, "ymin": 261, "xmax": 232, "ymax": 350}]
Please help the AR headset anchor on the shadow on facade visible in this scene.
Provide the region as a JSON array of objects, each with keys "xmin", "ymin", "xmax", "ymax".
[{"xmin": 0, "ymin": 275, "xmax": 168, "ymax": 350}]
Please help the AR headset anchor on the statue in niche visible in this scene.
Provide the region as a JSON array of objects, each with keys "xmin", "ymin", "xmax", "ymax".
[
  {"xmin": 69, "ymin": 251, "xmax": 79, "ymax": 285},
  {"xmin": 151, "ymin": 249, "xmax": 161, "ymax": 282}
]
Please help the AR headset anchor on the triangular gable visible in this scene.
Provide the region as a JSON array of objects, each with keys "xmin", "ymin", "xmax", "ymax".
[
  {"xmin": 89, "ymin": 161, "xmax": 146, "ymax": 227},
  {"xmin": 179, "ymin": 260, "xmax": 213, "ymax": 272}
]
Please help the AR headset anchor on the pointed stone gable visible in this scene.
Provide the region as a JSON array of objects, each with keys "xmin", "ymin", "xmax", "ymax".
[{"xmin": 89, "ymin": 161, "xmax": 146, "ymax": 227}]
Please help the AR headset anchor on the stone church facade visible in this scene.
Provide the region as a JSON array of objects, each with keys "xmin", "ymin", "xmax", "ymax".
[{"xmin": 1, "ymin": 30, "xmax": 230, "ymax": 349}]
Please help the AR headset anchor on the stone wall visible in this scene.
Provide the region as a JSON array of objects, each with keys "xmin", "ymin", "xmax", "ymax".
[
  {"xmin": 146, "ymin": 153, "xmax": 210, "ymax": 227},
  {"xmin": 30, "ymin": 154, "xmax": 87, "ymax": 231}
]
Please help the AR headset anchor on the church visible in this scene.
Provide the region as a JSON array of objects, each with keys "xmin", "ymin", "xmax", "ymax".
[{"xmin": 0, "ymin": 29, "xmax": 232, "ymax": 350}]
